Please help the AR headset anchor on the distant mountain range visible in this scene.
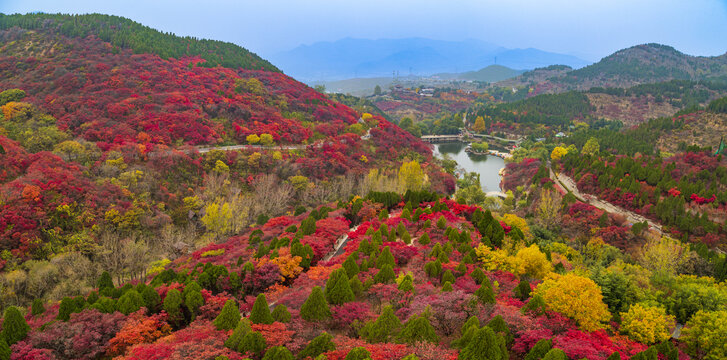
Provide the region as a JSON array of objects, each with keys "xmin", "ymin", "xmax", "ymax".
[
  {"xmin": 270, "ymin": 38, "xmax": 591, "ymax": 81},
  {"xmin": 435, "ymin": 65, "xmax": 525, "ymax": 82},
  {"xmin": 500, "ymin": 44, "xmax": 727, "ymax": 92},
  {"xmin": 319, "ymin": 65, "xmax": 525, "ymax": 96}
]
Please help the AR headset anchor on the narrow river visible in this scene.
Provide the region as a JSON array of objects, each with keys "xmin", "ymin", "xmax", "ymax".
[{"xmin": 433, "ymin": 142, "xmax": 506, "ymax": 192}]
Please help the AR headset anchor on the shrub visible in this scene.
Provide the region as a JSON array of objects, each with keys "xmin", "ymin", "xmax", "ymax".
[
  {"xmin": 117, "ymin": 290, "xmax": 145, "ymax": 315},
  {"xmin": 418, "ymin": 233, "xmax": 430, "ymax": 245},
  {"xmin": 374, "ymin": 265, "xmax": 395, "ymax": 284},
  {"xmin": 325, "ymin": 269, "xmax": 355, "ymax": 305},
  {"xmin": 57, "ymin": 296, "xmax": 78, "ymax": 321},
  {"xmin": 377, "ymin": 246, "xmax": 396, "ymax": 269},
  {"xmin": 163, "ymin": 288, "xmax": 184, "ymax": 325},
  {"xmin": 542, "ymin": 348, "xmax": 567, "ymax": 360},
  {"xmin": 301, "ymin": 286, "xmax": 331, "ymax": 322},
  {"xmin": 215, "ymin": 299, "xmax": 241, "ymax": 330},
  {"xmin": 514, "ymin": 280, "xmax": 531, "ymax": 301},
  {"xmin": 620, "ymin": 304, "xmax": 675, "ymax": 344},
  {"xmin": 250, "ymin": 294, "xmax": 274, "ymax": 325},
  {"xmin": 397, "ymin": 315, "xmax": 439, "ymax": 344},
  {"xmin": 2, "ymin": 307, "xmax": 29, "ymax": 345},
  {"xmin": 0, "ymin": 338, "xmax": 8, "ymax": 360},
  {"xmin": 298, "ymin": 332, "xmax": 336, "ymax": 359},
  {"xmin": 141, "ymin": 286, "xmax": 161, "ymax": 312},
  {"xmin": 240, "ymin": 331, "xmax": 267, "ymax": 358},
  {"xmin": 475, "ymin": 277, "xmax": 496, "ymax": 304},
  {"xmin": 97, "ymin": 271, "xmax": 114, "ymax": 291},
  {"xmin": 398, "ymin": 274, "xmax": 414, "ymax": 292},
  {"xmin": 343, "ymin": 256, "xmax": 360, "ymax": 278},
  {"xmin": 271, "ymin": 305, "xmax": 291, "ymax": 323},
  {"xmin": 437, "ymin": 216, "xmax": 447, "ymax": 229},
  {"xmin": 524, "ymin": 339, "xmax": 552, "ymax": 360},
  {"xmin": 31, "ymin": 298, "xmax": 45, "ymax": 315},
  {"xmin": 458, "ymin": 326, "xmax": 507, "ymax": 360},
  {"xmin": 360, "ymin": 305, "xmax": 401, "ymax": 343},
  {"xmin": 345, "ymin": 347, "xmax": 372, "ymax": 360},
  {"xmin": 225, "ymin": 318, "xmax": 252, "ymax": 350},
  {"xmin": 263, "ymin": 346, "xmax": 294, "ymax": 360}
]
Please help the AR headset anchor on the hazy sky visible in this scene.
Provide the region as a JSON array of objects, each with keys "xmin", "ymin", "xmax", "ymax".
[{"xmin": 2, "ymin": 0, "xmax": 726, "ymax": 61}]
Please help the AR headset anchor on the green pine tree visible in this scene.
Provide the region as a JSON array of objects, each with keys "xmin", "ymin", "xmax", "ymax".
[
  {"xmin": 521, "ymin": 294, "xmax": 547, "ymax": 316},
  {"xmin": 486, "ymin": 315, "xmax": 513, "ymax": 346},
  {"xmin": 374, "ymin": 265, "xmax": 395, "ymax": 284},
  {"xmin": 345, "ymin": 347, "xmax": 372, "ymax": 360},
  {"xmin": 224, "ymin": 318, "xmax": 251, "ymax": 350},
  {"xmin": 97, "ymin": 271, "xmax": 114, "ymax": 292},
  {"xmin": 397, "ymin": 315, "xmax": 438, "ymax": 344},
  {"xmin": 163, "ymin": 288, "xmax": 184, "ymax": 326},
  {"xmin": 2, "ymin": 307, "xmax": 29, "ymax": 345},
  {"xmin": 458, "ymin": 327, "xmax": 507, "ymax": 360},
  {"xmin": 360, "ymin": 305, "xmax": 401, "ymax": 343},
  {"xmin": 240, "ymin": 331, "xmax": 267, "ymax": 358},
  {"xmin": 442, "ymin": 281, "xmax": 453, "ymax": 292},
  {"xmin": 0, "ymin": 338, "xmax": 9, "ymax": 360},
  {"xmin": 442, "ymin": 270, "xmax": 456, "ymax": 284},
  {"xmin": 542, "ymin": 348, "xmax": 568, "ymax": 360},
  {"xmin": 263, "ymin": 346, "xmax": 294, "ymax": 360},
  {"xmin": 185, "ymin": 290, "xmax": 205, "ymax": 318},
  {"xmin": 300, "ymin": 286, "xmax": 331, "ymax": 322},
  {"xmin": 377, "ymin": 246, "xmax": 395, "ymax": 269},
  {"xmin": 418, "ymin": 233, "xmax": 430, "ymax": 245},
  {"xmin": 141, "ymin": 286, "xmax": 161, "ymax": 312},
  {"xmin": 118, "ymin": 290, "xmax": 145, "ymax": 315},
  {"xmin": 437, "ymin": 215, "xmax": 447, "ymax": 229},
  {"xmin": 342, "ymin": 255, "xmax": 360, "ymax": 278},
  {"xmin": 630, "ymin": 348, "xmax": 657, "ymax": 360},
  {"xmin": 424, "ymin": 260, "xmax": 442, "ymax": 278},
  {"xmin": 326, "ymin": 269, "xmax": 355, "ymax": 305},
  {"xmin": 298, "ymin": 332, "xmax": 336, "ymax": 359},
  {"xmin": 524, "ymin": 339, "xmax": 552, "ymax": 360},
  {"xmin": 398, "ymin": 274, "xmax": 414, "ymax": 292},
  {"xmin": 272, "ymin": 305, "xmax": 291, "ymax": 323},
  {"xmin": 475, "ymin": 277, "xmax": 496, "ymax": 304},
  {"xmin": 249, "ymin": 294, "xmax": 273, "ymax": 325},
  {"xmin": 31, "ymin": 298, "xmax": 45, "ymax": 316},
  {"xmin": 605, "ymin": 352, "xmax": 621, "ymax": 360},
  {"xmin": 350, "ymin": 276, "xmax": 363, "ymax": 296},
  {"xmin": 514, "ymin": 280, "xmax": 531, "ymax": 301},
  {"xmin": 57, "ymin": 297, "xmax": 77, "ymax": 321}
]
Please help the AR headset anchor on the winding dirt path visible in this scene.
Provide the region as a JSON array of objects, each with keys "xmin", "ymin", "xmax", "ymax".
[{"xmin": 550, "ymin": 167, "xmax": 663, "ymax": 234}]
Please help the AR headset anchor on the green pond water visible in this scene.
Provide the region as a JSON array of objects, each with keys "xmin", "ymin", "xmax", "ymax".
[{"xmin": 433, "ymin": 142, "xmax": 506, "ymax": 192}]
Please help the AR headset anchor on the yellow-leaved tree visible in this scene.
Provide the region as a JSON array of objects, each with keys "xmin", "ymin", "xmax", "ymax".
[
  {"xmin": 472, "ymin": 116, "xmax": 486, "ymax": 133},
  {"xmin": 534, "ymin": 273, "xmax": 610, "ymax": 331},
  {"xmin": 515, "ymin": 244, "xmax": 553, "ymax": 279},
  {"xmin": 201, "ymin": 202, "xmax": 232, "ymax": 236},
  {"xmin": 620, "ymin": 304, "xmax": 675, "ymax": 344},
  {"xmin": 500, "ymin": 213, "xmax": 532, "ymax": 241},
  {"xmin": 639, "ymin": 236, "xmax": 690, "ymax": 276},
  {"xmin": 398, "ymin": 160, "xmax": 426, "ymax": 192},
  {"xmin": 550, "ymin": 146, "xmax": 568, "ymax": 161}
]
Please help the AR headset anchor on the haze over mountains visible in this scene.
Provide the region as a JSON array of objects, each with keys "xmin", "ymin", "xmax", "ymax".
[{"xmin": 270, "ymin": 38, "xmax": 591, "ymax": 82}]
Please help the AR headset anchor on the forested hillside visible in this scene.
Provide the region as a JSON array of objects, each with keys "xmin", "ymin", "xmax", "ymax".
[
  {"xmin": 0, "ymin": 11, "xmax": 726, "ymax": 360},
  {"xmin": 0, "ymin": 13, "xmax": 278, "ymax": 71}
]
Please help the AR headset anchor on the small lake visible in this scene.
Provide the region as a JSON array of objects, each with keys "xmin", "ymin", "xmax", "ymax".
[{"xmin": 433, "ymin": 142, "xmax": 506, "ymax": 192}]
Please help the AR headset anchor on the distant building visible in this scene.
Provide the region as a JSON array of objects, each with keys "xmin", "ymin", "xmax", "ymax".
[
  {"xmin": 555, "ymin": 132, "xmax": 566, "ymax": 138},
  {"xmin": 535, "ymin": 137, "xmax": 546, "ymax": 142},
  {"xmin": 420, "ymin": 88, "xmax": 434, "ymax": 97}
]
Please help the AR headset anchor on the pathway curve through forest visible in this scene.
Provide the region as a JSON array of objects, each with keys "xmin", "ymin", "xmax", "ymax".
[{"xmin": 550, "ymin": 167, "xmax": 664, "ymax": 234}]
